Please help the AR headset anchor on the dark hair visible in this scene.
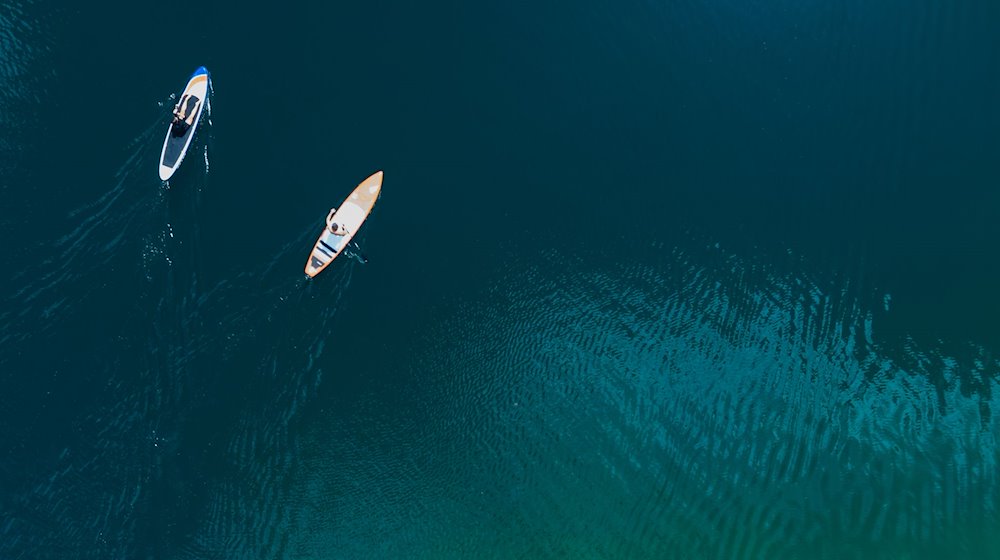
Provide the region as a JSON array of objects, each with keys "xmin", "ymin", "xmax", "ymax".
[{"xmin": 171, "ymin": 120, "xmax": 189, "ymax": 137}]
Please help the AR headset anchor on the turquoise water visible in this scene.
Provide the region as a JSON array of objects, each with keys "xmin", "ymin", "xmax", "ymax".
[{"xmin": 1, "ymin": 0, "xmax": 999, "ymax": 558}]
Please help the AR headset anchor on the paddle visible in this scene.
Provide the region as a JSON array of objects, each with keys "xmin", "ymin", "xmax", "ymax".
[
  {"xmin": 346, "ymin": 241, "xmax": 368, "ymax": 264},
  {"xmin": 331, "ymin": 224, "xmax": 368, "ymax": 264}
]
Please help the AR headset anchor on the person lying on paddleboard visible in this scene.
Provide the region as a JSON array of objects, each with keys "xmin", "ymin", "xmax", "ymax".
[
  {"xmin": 326, "ymin": 208, "xmax": 349, "ymax": 236},
  {"xmin": 170, "ymin": 94, "xmax": 202, "ymax": 136}
]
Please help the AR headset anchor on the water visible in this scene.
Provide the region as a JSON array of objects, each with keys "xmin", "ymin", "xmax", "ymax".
[{"xmin": 1, "ymin": 0, "xmax": 999, "ymax": 558}]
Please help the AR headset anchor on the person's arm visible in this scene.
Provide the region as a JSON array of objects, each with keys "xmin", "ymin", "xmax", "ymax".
[{"xmin": 326, "ymin": 208, "xmax": 336, "ymax": 224}]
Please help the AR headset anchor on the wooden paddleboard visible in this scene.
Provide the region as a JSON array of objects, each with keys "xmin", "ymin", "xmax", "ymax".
[
  {"xmin": 158, "ymin": 67, "xmax": 209, "ymax": 181},
  {"xmin": 304, "ymin": 171, "xmax": 383, "ymax": 278}
]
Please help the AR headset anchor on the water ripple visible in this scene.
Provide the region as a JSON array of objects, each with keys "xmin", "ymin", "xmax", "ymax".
[{"xmin": 290, "ymin": 240, "xmax": 999, "ymax": 558}]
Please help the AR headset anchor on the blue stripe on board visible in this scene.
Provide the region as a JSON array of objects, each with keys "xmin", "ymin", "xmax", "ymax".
[{"xmin": 319, "ymin": 240, "xmax": 339, "ymax": 254}]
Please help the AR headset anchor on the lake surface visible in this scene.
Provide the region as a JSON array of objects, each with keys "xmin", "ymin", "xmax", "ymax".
[{"xmin": 1, "ymin": 0, "xmax": 998, "ymax": 558}]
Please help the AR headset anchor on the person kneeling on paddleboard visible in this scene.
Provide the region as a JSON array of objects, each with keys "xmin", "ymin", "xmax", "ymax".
[
  {"xmin": 326, "ymin": 208, "xmax": 349, "ymax": 236},
  {"xmin": 170, "ymin": 94, "xmax": 201, "ymax": 137}
]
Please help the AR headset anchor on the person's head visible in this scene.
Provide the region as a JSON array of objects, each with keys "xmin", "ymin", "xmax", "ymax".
[{"xmin": 329, "ymin": 222, "xmax": 339, "ymax": 232}]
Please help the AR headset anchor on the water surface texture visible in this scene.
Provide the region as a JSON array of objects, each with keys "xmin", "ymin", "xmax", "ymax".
[{"xmin": 1, "ymin": 1, "xmax": 999, "ymax": 558}]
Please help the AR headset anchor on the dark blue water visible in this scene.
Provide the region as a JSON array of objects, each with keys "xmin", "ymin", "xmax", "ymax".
[{"xmin": 2, "ymin": 0, "xmax": 999, "ymax": 558}]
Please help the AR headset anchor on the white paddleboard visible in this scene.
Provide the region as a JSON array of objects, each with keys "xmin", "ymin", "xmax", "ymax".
[
  {"xmin": 158, "ymin": 67, "xmax": 209, "ymax": 181},
  {"xmin": 305, "ymin": 171, "xmax": 383, "ymax": 278}
]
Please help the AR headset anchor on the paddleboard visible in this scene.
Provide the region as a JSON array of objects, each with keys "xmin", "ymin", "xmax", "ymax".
[
  {"xmin": 158, "ymin": 67, "xmax": 210, "ymax": 181},
  {"xmin": 305, "ymin": 171, "xmax": 383, "ymax": 278}
]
